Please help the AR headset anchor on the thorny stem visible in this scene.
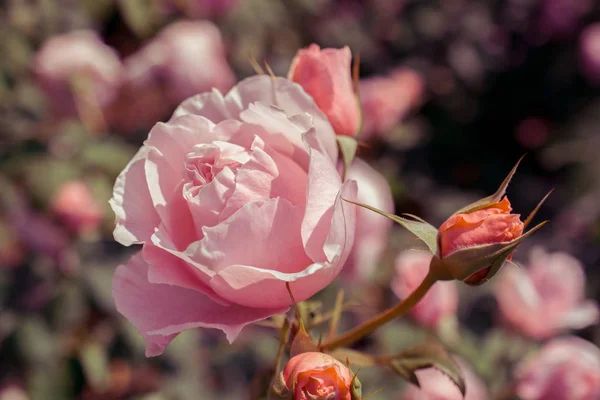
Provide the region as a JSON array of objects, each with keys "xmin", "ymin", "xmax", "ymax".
[{"xmin": 319, "ymin": 271, "xmax": 438, "ymax": 352}]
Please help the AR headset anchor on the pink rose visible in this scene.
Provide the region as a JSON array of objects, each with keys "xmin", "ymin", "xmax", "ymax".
[
  {"xmin": 496, "ymin": 248, "xmax": 599, "ymax": 339},
  {"xmin": 123, "ymin": 20, "xmax": 235, "ymax": 107},
  {"xmin": 514, "ymin": 336, "xmax": 600, "ymax": 400},
  {"xmin": 110, "ymin": 75, "xmax": 356, "ymax": 356},
  {"xmin": 579, "ymin": 23, "xmax": 600, "ymax": 85},
  {"xmin": 51, "ymin": 180, "xmax": 103, "ymax": 234},
  {"xmin": 392, "ymin": 251, "xmax": 458, "ymax": 329},
  {"xmin": 359, "ymin": 68, "xmax": 424, "ymax": 139},
  {"xmin": 279, "ymin": 352, "xmax": 353, "ymax": 400},
  {"xmin": 288, "ymin": 44, "xmax": 361, "ymax": 136},
  {"xmin": 342, "ymin": 158, "xmax": 394, "ymax": 280},
  {"xmin": 402, "ymin": 359, "xmax": 488, "ymax": 400},
  {"xmin": 438, "ymin": 196, "xmax": 524, "ymax": 285},
  {"xmin": 34, "ymin": 30, "xmax": 122, "ymax": 118}
]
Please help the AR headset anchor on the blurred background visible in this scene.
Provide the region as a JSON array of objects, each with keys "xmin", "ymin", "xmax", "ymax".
[{"xmin": 0, "ymin": 0, "xmax": 599, "ymax": 399}]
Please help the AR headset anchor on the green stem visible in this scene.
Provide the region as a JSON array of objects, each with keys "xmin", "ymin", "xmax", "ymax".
[{"xmin": 320, "ymin": 271, "xmax": 438, "ymax": 352}]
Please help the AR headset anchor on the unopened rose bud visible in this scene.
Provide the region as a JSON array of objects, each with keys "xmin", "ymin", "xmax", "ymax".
[
  {"xmin": 437, "ymin": 197, "xmax": 524, "ymax": 285},
  {"xmin": 277, "ymin": 352, "xmax": 359, "ymax": 399},
  {"xmin": 51, "ymin": 180, "xmax": 103, "ymax": 234},
  {"xmin": 288, "ymin": 45, "xmax": 361, "ymax": 137}
]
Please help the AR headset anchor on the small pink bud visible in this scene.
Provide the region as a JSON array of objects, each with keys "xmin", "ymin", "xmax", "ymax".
[
  {"xmin": 514, "ymin": 337, "xmax": 600, "ymax": 400},
  {"xmin": 392, "ymin": 251, "xmax": 458, "ymax": 329},
  {"xmin": 279, "ymin": 352, "xmax": 354, "ymax": 400},
  {"xmin": 288, "ymin": 44, "xmax": 361, "ymax": 137},
  {"xmin": 51, "ymin": 181, "xmax": 102, "ymax": 234}
]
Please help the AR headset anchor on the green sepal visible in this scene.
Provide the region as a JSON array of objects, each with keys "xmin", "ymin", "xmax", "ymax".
[
  {"xmin": 337, "ymin": 135, "xmax": 359, "ymax": 180},
  {"xmin": 453, "ymin": 155, "xmax": 524, "ymax": 215},
  {"xmin": 342, "ymin": 200, "xmax": 438, "ymax": 254}
]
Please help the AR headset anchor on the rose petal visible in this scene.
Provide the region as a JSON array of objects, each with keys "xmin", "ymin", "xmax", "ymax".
[
  {"xmin": 173, "ymin": 75, "xmax": 338, "ymax": 163},
  {"xmin": 110, "ymin": 147, "xmax": 160, "ymax": 245},
  {"xmin": 113, "ymin": 252, "xmax": 287, "ymax": 356}
]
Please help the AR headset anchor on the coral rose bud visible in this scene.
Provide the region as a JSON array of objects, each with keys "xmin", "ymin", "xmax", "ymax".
[
  {"xmin": 402, "ymin": 358, "xmax": 488, "ymax": 400},
  {"xmin": 496, "ymin": 247, "xmax": 599, "ymax": 339},
  {"xmin": 437, "ymin": 197, "xmax": 524, "ymax": 285},
  {"xmin": 34, "ymin": 30, "xmax": 122, "ymax": 119},
  {"xmin": 342, "ymin": 158, "xmax": 394, "ymax": 281},
  {"xmin": 279, "ymin": 352, "xmax": 355, "ymax": 400},
  {"xmin": 51, "ymin": 180, "xmax": 103, "ymax": 234},
  {"xmin": 288, "ymin": 44, "xmax": 361, "ymax": 136},
  {"xmin": 514, "ymin": 336, "xmax": 600, "ymax": 400},
  {"xmin": 392, "ymin": 251, "xmax": 458, "ymax": 329}
]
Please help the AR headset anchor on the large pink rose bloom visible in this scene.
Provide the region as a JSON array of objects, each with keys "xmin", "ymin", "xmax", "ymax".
[
  {"xmin": 496, "ymin": 248, "xmax": 599, "ymax": 339},
  {"xmin": 392, "ymin": 251, "xmax": 459, "ymax": 329},
  {"xmin": 34, "ymin": 30, "xmax": 122, "ymax": 118},
  {"xmin": 402, "ymin": 359, "xmax": 488, "ymax": 400},
  {"xmin": 288, "ymin": 44, "xmax": 361, "ymax": 137},
  {"xmin": 124, "ymin": 20, "xmax": 235, "ymax": 107},
  {"xmin": 342, "ymin": 158, "xmax": 394, "ymax": 281},
  {"xmin": 110, "ymin": 76, "xmax": 356, "ymax": 356},
  {"xmin": 514, "ymin": 337, "xmax": 600, "ymax": 400}
]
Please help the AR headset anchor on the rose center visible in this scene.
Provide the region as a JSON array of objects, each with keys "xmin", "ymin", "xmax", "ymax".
[{"xmin": 184, "ymin": 141, "xmax": 249, "ymax": 188}]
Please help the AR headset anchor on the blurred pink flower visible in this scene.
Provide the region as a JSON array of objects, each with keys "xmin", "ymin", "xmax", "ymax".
[
  {"xmin": 402, "ymin": 358, "xmax": 488, "ymax": 400},
  {"xmin": 111, "ymin": 75, "xmax": 357, "ymax": 356},
  {"xmin": 359, "ymin": 68, "xmax": 424, "ymax": 139},
  {"xmin": 279, "ymin": 352, "xmax": 353, "ymax": 400},
  {"xmin": 496, "ymin": 248, "xmax": 599, "ymax": 339},
  {"xmin": 288, "ymin": 44, "xmax": 361, "ymax": 136},
  {"xmin": 579, "ymin": 23, "xmax": 600, "ymax": 85},
  {"xmin": 51, "ymin": 180, "xmax": 103, "ymax": 234},
  {"xmin": 342, "ymin": 158, "xmax": 394, "ymax": 281},
  {"xmin": 124, "ymin": 20, "xmax": 235, "ymax": 106},
  {"xmin": 514, "ymin": 336, "xmax": 600, "ymax": 400},
  {"xmin": 392, "ymin": 250, "xmax": 459, "ymax": 329},
  {"xmin": 34, "ymin": 30, "xmax": 122, "ymax": 118}
]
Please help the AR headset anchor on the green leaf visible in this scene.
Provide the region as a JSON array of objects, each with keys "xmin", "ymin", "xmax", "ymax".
[
  {"xmin": 453, "ymin": 155, "xmax": 525, "ymax": 215},
  {"xmin": 337, "ymin": 135, "xmax": 358, "ymax": 180},
  {"xmin": 385, "ymin": 343, "xmax": 466, "ymax": 396},
  {"xmin": 329, "ymin": 348, "xmax": 378, "ymax": 368},
  {"xmin": 343, "ymin": 199, "xmax": 438, "ymax": 254}
]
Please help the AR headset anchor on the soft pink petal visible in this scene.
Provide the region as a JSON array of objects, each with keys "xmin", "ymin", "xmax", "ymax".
[
  {"xmin": 197, "ymin": 197, "xmax": 311, "ymax": 275},
  {"xmin": 113, "ymin": 252, "xmax": 287, "ymax": 357},
  {"xmin": 173, "ymin": 76, "xmax": 338, "ymax": 163},
  {"xmin": 301, "ymin": 128, "xmax": 345, "ymax": 262},
  {"xmin": 110, "ymin": 147, "xmax": 160, "ymax": 245}
]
